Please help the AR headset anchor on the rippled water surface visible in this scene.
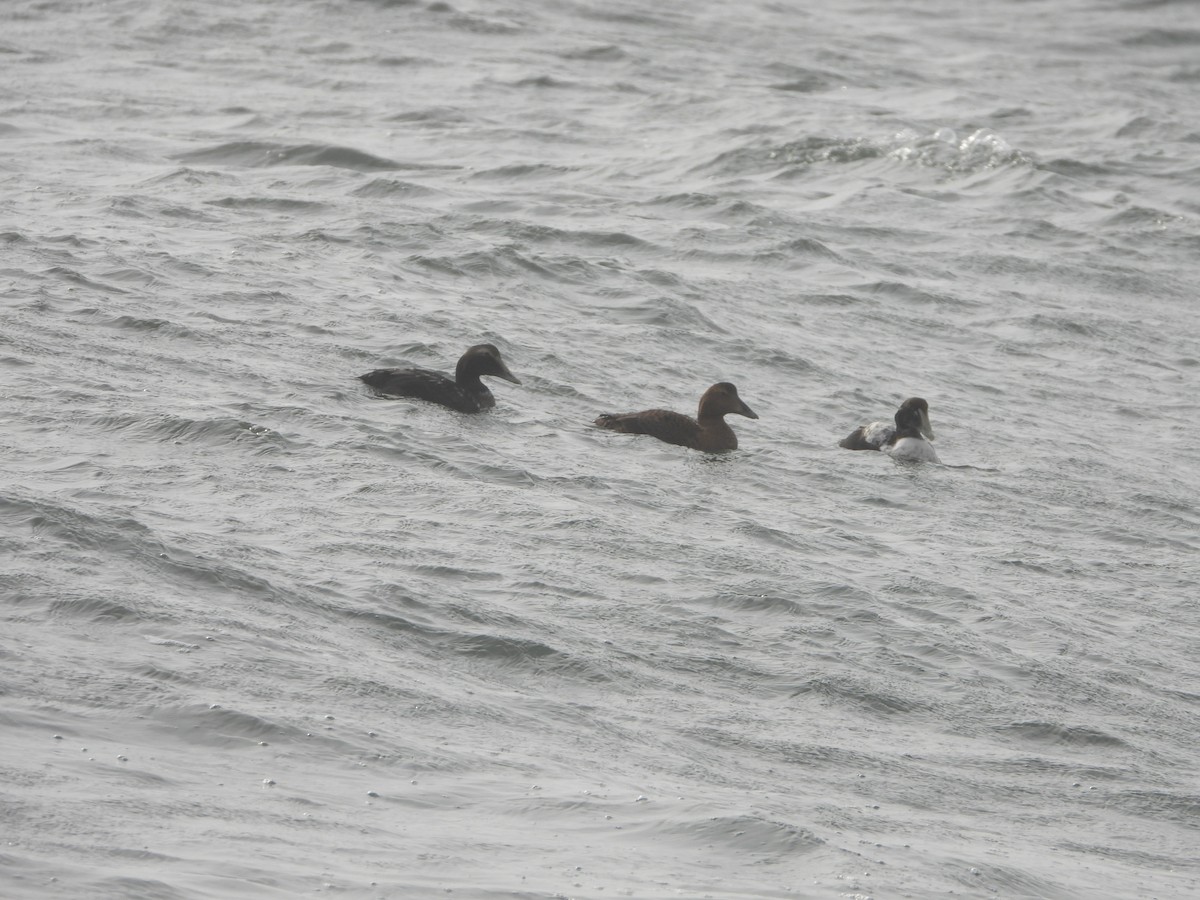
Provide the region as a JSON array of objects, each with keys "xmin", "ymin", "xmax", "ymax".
[{"xmin": 3, "ymin": 0, "xmax": 1199, "ymax": 898}]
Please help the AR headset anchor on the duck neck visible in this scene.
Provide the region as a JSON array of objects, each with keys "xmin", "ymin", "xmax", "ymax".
[
  {"xmin": 697, "ymin": 411, "xmax": 731, "ymax": 431},
  {"xmin": 455, "ymin": 362, "xmax": 485, "ymax": 391}
]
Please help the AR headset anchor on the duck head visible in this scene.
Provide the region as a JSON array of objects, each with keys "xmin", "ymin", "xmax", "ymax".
[
  {"xmin": 699, "ymin": 382, "xmax": 758, "ymax": 420},
  {"xmin": 459, "ymin": 344, "xmax": 521, "ymax": 384},
  {"xmin": 895, "ymin": 397, "xmax": 934, "ymax": 440}
]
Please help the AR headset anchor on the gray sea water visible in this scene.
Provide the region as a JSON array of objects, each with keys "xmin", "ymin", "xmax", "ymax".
[{"xmin": 3, "ymin": 0, "xmax": 1199, "ymax": 897}]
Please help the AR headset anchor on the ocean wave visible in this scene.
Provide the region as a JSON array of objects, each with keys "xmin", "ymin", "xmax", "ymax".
[
  {"xmin": 406, "ymin": 245, "xmax": 626, "ymax": 285},
  {"xmin": 169, "ymin": 704, "xmax": 298, "ymax": 743},
  {"xmin": 788, "ymin": 674, "xmax": 929, "ymax": 716},
  {"xmin": 993, "ymin": 721, "xmax": 1131, "ymax": 749},
  {"xmin": 351, "ymin": 178, "xmax": 440, "ymax": 198},
  {"xmin": 1101, "ymin": 789, "xmax": 1200, "ymax": 827},
  {"xmin": 1122, "ymin": 28, "xmax": 1200, "ymax": 47},
  {"xmin": 74, "ymin": 309, "xmax": 197, "ymax": 338},
  {"xmin": 650, "ymin": 814, "xmax": 824, "ymax": 855},
  {"xmin": 176, "ymin": 141, "xmax": 406, "ymax": 172},
  {"xmin": 42, "ymin": 266, "xmax": 129, "ymax": 294},
  {"xmin": 84, "ymin": 412, "xmax": 296, "ymax": 452},
  {"xmin": 698, "ymin": 128, "xmax": 1032, "ymax": 181},
  {"xmin": 558, "ymin": 43, "xmax": 627, "ymax": 62},
  {"xmin": 207, "ymin": 196, "xmax": 330, "ymax": 212},
  {"xmin": 48, "ymin": 596, "xmax": 146, "ymax": 622},
  {"xmin": 468, "ymin": 162, "xmax": 580, "ymax": 181},
  {"xmin": 885, "ymin": 127, "xmax": 1034, "ymax": 175}
]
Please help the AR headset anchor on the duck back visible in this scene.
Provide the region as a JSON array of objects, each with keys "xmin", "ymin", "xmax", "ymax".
[
  {"xmin": 838, "ymin": 421, "xmax": 894, "ymax": 451},
  {"xmin": 595, "ymin": 409, "xmax": 732, "ymax": 451},
  {"xmin": 359, "ymin": 367, "xmax": 494, "ymax": 413}
]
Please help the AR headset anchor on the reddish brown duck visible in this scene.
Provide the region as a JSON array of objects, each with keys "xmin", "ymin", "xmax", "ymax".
[{"xmin": 594, "ymin": 382, "xmax": 758, "ymax": 452}]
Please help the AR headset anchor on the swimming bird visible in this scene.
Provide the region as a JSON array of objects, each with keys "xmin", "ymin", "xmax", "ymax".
[
  {"xmin": 359, "ymin": 343, "xmax": 520, "ymax": 413},
  {"xmin": 839, "ymin": 396, "xmax": 939, "ymax": 462},
  {"xmin": 594, "ymin": 382, "xmax": 758, "ymax": 452}
]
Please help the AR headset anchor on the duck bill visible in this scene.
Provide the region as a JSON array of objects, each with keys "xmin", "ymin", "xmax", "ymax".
[
  {"xmin": 919, "ymin": 408, "xmax": 935, "ymax": 441},
  {"xmin": 494, "ymin": 363, "xmax": 521, "ymax": 385},
  {"xmin": 739, "ymin": 400, "xmax": 759, "ymax": 420}
]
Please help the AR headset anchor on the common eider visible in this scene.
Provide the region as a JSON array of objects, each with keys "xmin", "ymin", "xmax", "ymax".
[
  {"xmin": 594, "ymin": 382, "xmax": 758, "ymax": 452},
  {"xmin": 839, "ymin": 397, "xmax": 939, "ymax": 462},
  {"xmin": 359, "ymin": 343, "xmax": 520, "ymax": 413}
]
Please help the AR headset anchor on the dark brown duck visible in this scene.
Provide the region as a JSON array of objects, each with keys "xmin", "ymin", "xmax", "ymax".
[
  {"xmin": 594, "ymin": 382, "xmax": 758, "ymax": 452},
  {"xmin": 359, "ymin": 343, "xmax": 520, "ymax": 413}
]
